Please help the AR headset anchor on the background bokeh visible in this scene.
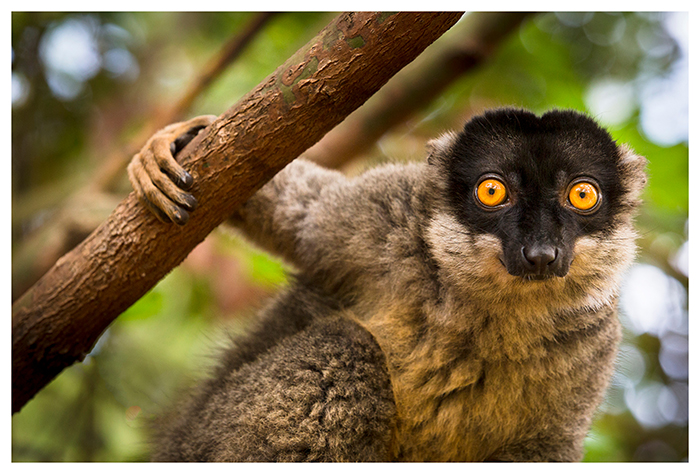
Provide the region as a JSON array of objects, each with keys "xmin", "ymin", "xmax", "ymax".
[{"xmin": 12, "ymin": 12, "xmax": 688, "ymax": 462}]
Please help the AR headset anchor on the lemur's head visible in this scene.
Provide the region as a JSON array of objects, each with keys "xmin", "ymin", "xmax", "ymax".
[{"xmin": 425, "ymin": 109, "xmax": 647, "ymax": 307}]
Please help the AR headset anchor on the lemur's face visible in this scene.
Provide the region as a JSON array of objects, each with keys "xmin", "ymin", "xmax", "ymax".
[{"xmin": 444, "ymin": 109, "xmax": 633, "ymax": 281}]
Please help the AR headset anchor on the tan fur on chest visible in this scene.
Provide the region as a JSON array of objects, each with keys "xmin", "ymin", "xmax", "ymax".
[
  {"xmin": 356, "ymin": 295, "xmax": 618, "ymax": 462},
  {"xmin": 390, "ymin": 360, "xmax": 543, "ymax": 462}
]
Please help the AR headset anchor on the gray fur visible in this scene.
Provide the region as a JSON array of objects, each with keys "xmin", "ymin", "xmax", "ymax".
[
  {"xmin": 145, "ymin": 114, "xmax": 646, "ymax": 462},
  {"xmin": 151, "ymin": 284, "xmax": 396, "ymax": 461}
]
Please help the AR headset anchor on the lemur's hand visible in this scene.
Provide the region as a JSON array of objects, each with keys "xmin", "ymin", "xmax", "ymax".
[{"xmin": 127, "ymin": 115, "xmax": 216, "ymax": 225}]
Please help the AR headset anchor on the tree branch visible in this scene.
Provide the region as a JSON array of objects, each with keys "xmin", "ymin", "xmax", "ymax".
[
  {"xmin": 12, "ymin": 11, "xmax": 463, "ymax": 414},
  {"xmin": 12, "ymin": 12, "xmax": 529, "ymax": 299}
]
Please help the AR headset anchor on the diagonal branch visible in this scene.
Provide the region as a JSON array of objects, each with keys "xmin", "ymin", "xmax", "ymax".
[
  {"xmin": 12, "ymin": 12, "xmax": 530, "ymax": 301},
  {"xmin": 12, "ymin": 11, "xmax": 463, "ymax": 414}
]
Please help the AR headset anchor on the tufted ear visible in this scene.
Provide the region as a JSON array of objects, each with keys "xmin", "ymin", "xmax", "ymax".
[
  {"xmin": 617, "ymin": 144, "xmax": 648, "ymax": 207},
  {"xmin": 426, "ymin": 131, "xmax": 458, "ymax": 167}
]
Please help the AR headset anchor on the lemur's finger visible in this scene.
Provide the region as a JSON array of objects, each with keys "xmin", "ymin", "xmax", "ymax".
[
  {"xmin": 128, "ymin": 159, "xmax": 175, "ymax": 224},
  {"xmin": 151, "ymin": 134, "xmax": 194, "ymax": 190},
  {"xmin": 154, "ymin": 115, "xmax": 216, "ymax": 188},
  {"xmin": 141, "ymin": 148, "xmax": 198, "ymax": 211},
  {"xmin": 139, "ymin": 188, "xmax": 174, "ymax": 224},
  {"xmin": 130, "ymin": 157, "xmax": 190, "ymax": 225}
]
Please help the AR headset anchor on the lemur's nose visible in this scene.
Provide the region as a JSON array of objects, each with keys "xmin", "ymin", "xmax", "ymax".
[{"xmin": 521, "ymin": 245, "xmax": 558, "ymax": 275}]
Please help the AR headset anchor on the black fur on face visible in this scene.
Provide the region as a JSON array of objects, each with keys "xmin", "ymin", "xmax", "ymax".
[{"xmin": 444, "ymin": 108, "xmax": 625, "ymax": 280}]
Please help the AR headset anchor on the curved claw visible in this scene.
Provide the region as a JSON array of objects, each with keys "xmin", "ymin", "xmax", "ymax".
[{"xmin": 127, "ymin": 115, "xmax": 216, "ymax": 224}]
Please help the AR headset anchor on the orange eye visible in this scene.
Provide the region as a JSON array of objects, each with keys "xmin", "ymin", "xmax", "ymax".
[
  {"xmin": 476, "ymin": 178, "xmax": 508, "ymax": 208},
  {"xmin": 568, "ymin": 181, "xmax": 599, "ymax": 211}
]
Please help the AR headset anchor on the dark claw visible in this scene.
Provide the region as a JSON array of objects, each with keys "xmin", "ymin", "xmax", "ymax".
[
  {"xmin": 180, "ymin": 194, "xmax": 198, "ymax": 211},
  {"xmin": 171, "ymin": 208, "xmax": 190, "ymax": 226},
  {"xmin": 179, "ymin": 170, "xmax": 194, "ymax": 189},
  {"xmin": 160, "ymin": 167, "xmax": 194, "ymax": 190}
]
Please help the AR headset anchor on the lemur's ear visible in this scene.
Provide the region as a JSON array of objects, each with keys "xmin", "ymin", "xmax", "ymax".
[
  {"xmin": 426, "ymin": 131, "xmax": 458, "ymax": 167},
  {"xmin": 616, "ymin": 144, "xmax": 648, "ymax": 208}
]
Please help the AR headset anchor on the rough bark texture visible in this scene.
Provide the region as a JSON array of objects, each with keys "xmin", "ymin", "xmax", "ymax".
[{"xmin": 12, "ymin": 12, "xmax": 463, "ymax": 414}]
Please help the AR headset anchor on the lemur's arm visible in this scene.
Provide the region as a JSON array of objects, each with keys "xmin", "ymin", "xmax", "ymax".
[{"xmin": 127, "ymin": 116, "xmax": 421, "ymax": 284}]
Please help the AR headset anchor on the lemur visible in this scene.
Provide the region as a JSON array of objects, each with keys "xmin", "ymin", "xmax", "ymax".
[{"xmin": 127, "ymin": 108, "xmax": 647, "ymax": 461}]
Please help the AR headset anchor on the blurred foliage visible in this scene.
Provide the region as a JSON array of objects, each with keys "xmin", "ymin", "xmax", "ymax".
[{"xmin": 12, "ymin": 12, "xmax": 687, "ymax": 462}]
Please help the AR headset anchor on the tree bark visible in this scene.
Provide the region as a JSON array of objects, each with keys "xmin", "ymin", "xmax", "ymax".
[{"xmin": 12, "ymin": 11, "xmax": 463, "ymax": 414}]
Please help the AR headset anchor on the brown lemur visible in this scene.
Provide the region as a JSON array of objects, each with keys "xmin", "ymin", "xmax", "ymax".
[{"xmin": 127, "ymin": 108, "xmax": 647, "ymax": 462}]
